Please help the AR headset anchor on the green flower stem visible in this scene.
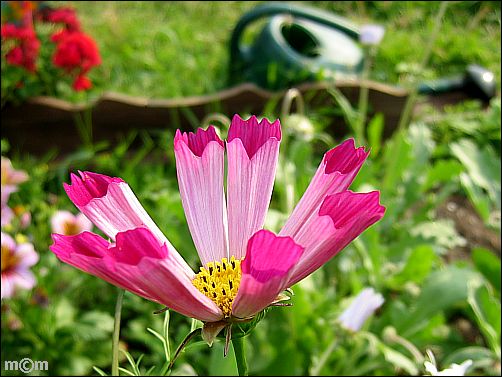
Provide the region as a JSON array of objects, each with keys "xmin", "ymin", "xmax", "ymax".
[
  {"xmin": 112, "ymin": 289, "xmax": 125, "ymax": 376},
  {"xmin": 310, "ymin": 338, "xmax": 338, "ymax": 375},
  {"xmin": 356, "ymin": 46, "xmax": 374, "ymax": 144},
  {"xmin": 232, "ymin": 336, "xmax": 248, "ymax": 376},
  {"xmin": 397, "ymin": 1, "xmax": 449, "ymax": 132},
  {"xmin": 73, "ymin": 106, "xmax": 94, "ymax": 148}
]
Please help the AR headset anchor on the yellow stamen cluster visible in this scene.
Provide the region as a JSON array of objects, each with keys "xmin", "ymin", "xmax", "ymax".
[{"xmin": 192, "ymin": 256, "xmax": 242, "ymax": 318}]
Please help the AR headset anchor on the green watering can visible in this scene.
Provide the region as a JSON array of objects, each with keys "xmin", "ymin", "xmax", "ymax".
[{"xmin": 229, "ymin": 3, "xmax": 364, "ymax": 90}]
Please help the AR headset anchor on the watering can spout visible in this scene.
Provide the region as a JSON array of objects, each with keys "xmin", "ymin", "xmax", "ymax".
[{"xmin": 417, "ymin": 65, "xmax": 496, "ymax": 102}]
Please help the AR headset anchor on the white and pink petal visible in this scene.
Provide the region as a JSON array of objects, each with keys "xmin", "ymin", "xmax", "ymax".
[
  {"xmin": 174, "ymin": 126, "xmax": 228, "ymax": 266},
  {"xmin": 63, "ymin": 171, "xmax": 170, "ymax": 248},
  {"xmin": 50, "ymin": 227, "xmax": 223, "ymax": 322},
  {"xmin": 226, "ymin": 115, "xmax": 281, "ymax": 259}
]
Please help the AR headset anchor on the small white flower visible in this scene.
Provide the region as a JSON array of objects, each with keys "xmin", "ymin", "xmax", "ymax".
[
  {"xmin": 338, "ymin": 287, "xmax": 384, "ymax": 331},
  {"xmin": 360, "ymin": 24, "xmax": 385, "ymax": 46},
  {"xmin": 424, "ymin": 350, "xmax": 473, "ymax": 376}
]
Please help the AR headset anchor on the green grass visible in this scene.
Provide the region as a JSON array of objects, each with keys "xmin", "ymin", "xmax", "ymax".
[{"xmin": 57, "ymin": 1, "xmax": 500, "ymax": 101}]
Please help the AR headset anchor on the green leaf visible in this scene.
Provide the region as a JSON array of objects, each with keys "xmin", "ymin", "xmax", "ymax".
[
  {"xmin": 467, "ymin": 282, "xmax": 501, "ymax": 357},
  {"xmin": 388, "ymin": 245, "xmax": 438, "ymax": 288},
  {"xmin": 422, "ymin": 160, "xmax": 463, "ymax": 192},
  {"xmin": 54, "ymin": 298, "xmax": 76, "ymax": 329},
  {"xmin": 367, "ymin": 113, "xmax": 384, "ymax": 157},
  {"xmin": 472, "ymin": 247, "xmax": 501, "ymax": 293},
  {"xmin": 328, "ymin": 87, "xmax": 357, "ymax": 131},
  {"xmin": 460, "ymin": 173, "xmax": 492, "ymax": 222},
  {"xmin": 92, "ymin": 366, "xmax": 109, "ymax": 376},
  {"xmin": 407, "ymin": 123, "xmax": 435, "ymax": 169},
  {"xmin": 398, "ymin": 266, "xmax": 482, "ymax": 336},
  {"xmin": 381, "ymin": 130, "xmax": 413, "ymax": 195},
  {"xmin": 120, "ymin": 349, "xmax": 143, "ymax": 376},
  {"xmin": 118, "ymin": 367, "xmax": 136, "ymax": 376},
  {"xmin": 442, "ymin": 346, "xmax": 495, "ymax": 367},
  {"xmin": 362, "ymin": 332, "xmax": 418, "ymax": 375},
  {"xmin": 451, "ymin": 139, "xmax": 501, "ymax": 209},
  {"xmin": 171, "ymin": 363, "xmax": 198, "ymax": 376},
  {"xmin": 208, "ymin": 341, "xmax": 239, "ymax": 376},
  {"xmin": 74, "ymin": 311, "xmax": 114, "ymax": 341},
  {"xmin": 378, "ymin": 343, "xmax": 418, "ymax": 376},
  {"xmin": 410, "ymin": 219, "xmax": 466, "ymax": 254}
]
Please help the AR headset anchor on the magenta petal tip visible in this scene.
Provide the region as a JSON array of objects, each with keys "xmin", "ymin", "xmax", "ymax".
[
  {"xmin": 174, "ymin": 126, "xmax": 224, "ymax": 157},
  {"xmin": 324, "ymin": 138, "xmax": 369, "ymax": 175},
  {"xmin": 227, "ymin": 114, "xmax": 282, "ymax": 158}
]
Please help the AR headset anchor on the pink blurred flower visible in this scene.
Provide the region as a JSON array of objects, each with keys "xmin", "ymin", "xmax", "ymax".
[
  {"xmin": 51, "ymin": 210, "xmax": 92, "ymax": 236},
  {"xmin": 1, "ymin": 205, "xmax": 15, "ymax": 228},
  {"xmin": 1, "ymin": 157, "xmax": 28, "ymax": 187},
  {"xmin": 338, "ymin": 287, "xmax": 384, "ymax": 331},
  {"xmin": 50, "ymin": 115, "xmax": 384, "ymax": 333},
  {"xmin": 1, "ymin": 186, "xmax": 17, "ymax": 228},
  {"xmin": 1, "ymin": 232, "xmax": 39, "ymax": 299},
  {"xmin": 1, "ymin": 157, "xmax": 28, "ymax": 228}
]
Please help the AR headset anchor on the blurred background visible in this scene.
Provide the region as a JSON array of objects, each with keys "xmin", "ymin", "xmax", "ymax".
[{"xmin": 1, "ymin": 1, "xmax": 500, "ymax": 376}]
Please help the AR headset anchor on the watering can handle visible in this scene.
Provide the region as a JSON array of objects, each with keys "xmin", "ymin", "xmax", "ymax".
[{"xmin": 229, "ymin": 3, "xmax": 361, "ymax": 80}]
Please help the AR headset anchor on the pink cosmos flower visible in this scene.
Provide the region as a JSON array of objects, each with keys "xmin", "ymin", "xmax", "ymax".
[
  {"xmin": 51, "ymin": 210, "xmax": 93, "ymax": 236},
  {"xmin": 50, "ymin": 115, "xmax": 384, "ymax": 338},
  {"xmin": 1, "ymin": 232, "xmax": 39, "ymax": 299}
]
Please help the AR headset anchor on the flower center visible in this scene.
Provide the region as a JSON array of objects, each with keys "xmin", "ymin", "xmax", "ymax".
[
  {"xmin": 1, "ymin": 245, "xmax": 19, "ymax": 273},
  {"xmin": 63, "ymin": 220, "xmax": 81, "ymax": 236},
  {"xmin": 192, "ymin": 256, "xmax": 242, "ymax": 318}
]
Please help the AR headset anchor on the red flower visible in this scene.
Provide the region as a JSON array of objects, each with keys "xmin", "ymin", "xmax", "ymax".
[
  {"xmin": 1, "ymin": 23, "xmax": 40, "ymax": 72},
  {"xmin": 72, "ymin": 75, "xmax": 92, "ymax": 91},
  {"xmin": 2, "ymin": 23, "xmax": 20, "ymax": 38},
  {"xmin": 44, "ymin": 7, "xmax": 81, "ymax": 32},
  {"xmin": 1, "ymin": 23, "xmax": 34, "ymax": 39},
  {"xmin": 50, "ymin": 29, "xmax": 72, "ymax": 43},
  {"xmin": 5, "ymin": 46, "xmax": 24, "ymax": 65},
  {"xmin": 2, "ymin": 3, "xmax": 100, "ymax": 91},
  {"xmin": 52, "ymin": 31, "xmax": 101, "ymax": 91},
  {"xmin": 52, "ymin": 31, "xmax": 101, "ymax": 74}
]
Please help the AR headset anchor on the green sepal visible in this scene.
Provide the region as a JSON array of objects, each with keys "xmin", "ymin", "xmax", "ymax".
[{"xmin": 217, "ymin": 308, "xmax": 269, "ymax": 340}]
